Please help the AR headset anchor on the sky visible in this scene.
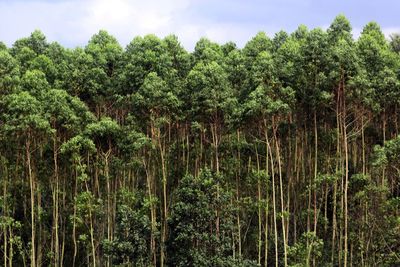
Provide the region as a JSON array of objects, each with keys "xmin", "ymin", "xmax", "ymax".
[{"xmin": 0, "ymin": 0, "xmax": 399, "ymax": 50}]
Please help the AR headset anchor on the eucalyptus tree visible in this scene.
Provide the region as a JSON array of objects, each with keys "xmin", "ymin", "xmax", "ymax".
[
  {"xmin": 327, "ymin": 15, "xmax": 358, "ymax": 267},
  {"xmin": 0, "ymin": 50, "xmax": 21, "ymax": 266},
  {"xmin": 123, "ymin": 34, "xmax": 187, "ymax": 266},
  {"xmin": 357, "ymin": 22, "xmax": 400, "ymax": 142},
  {"xmin": 242, "ymin": 32, "xmax": 273, "ymax": 98},
  {"xmin": 60, "ymin": 135, "xmax": 97, "ymax": 267},
  {"xmin": 84, "ymin": 116, "xmax": 121, "ymax": 265},
  {"xmin": 295, "ymin": 27, "xmax": 332, "ymax": 266},
  {"xmin": 162, "ymin": 35, "xmax": 191, "ymax": 178},
  {"xmin": 244, "ymin": 47, "xmax": 295, "ymax": 266},
  {"xmin": 186, "ymin": 60, "xmax": 234, "ymax": 174},
  {"xmin": 122, "ymin": 34, "xmax": 173, "ymax": 95},
  {"xmin": 41, "ymin": 88, "xmax": 94, "ymax": 266},
  {"xmin": 132, "ymin": 71, "xmax": 181, "ymax": 266},
  {"xmin": 1, "ymin": 92, "xmax": 53, "ymax": 267},
  {"xmin": 84, "ymin": 30, "xmax": 123, "ymax": 117},
  {"xmin": 64, "ymin": 48, "xmax": 95, "ymax": 99}
]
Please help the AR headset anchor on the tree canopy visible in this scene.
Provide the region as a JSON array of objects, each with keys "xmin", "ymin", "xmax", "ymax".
[{"xmin": 0, "ymin": 16, "xmax": 400, "ymax": 267}]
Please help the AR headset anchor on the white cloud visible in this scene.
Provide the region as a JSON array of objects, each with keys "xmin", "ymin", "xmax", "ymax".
[
  {"xmin": 80, "ymin": 0, "xmax": 191, "ymax": 44},
  {"xmin": 0, "ymin": 0, "xmax": 194, "ymax": 47},
  {"xmin": 1, "ymin": 0, "xmax": 399, "ymax": 50},
  {"xmin": 0, "ymin": 0, "xmax": 268, "ymax": 50},
  {"xmin": 0, "ymin": 1, "xmax": 79, "ymax": 45}
]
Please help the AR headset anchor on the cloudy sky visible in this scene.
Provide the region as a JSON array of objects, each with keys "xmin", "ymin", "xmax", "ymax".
[{"xmin": 0, "ymin": 0, "xmax": 399, "ymax": 50}]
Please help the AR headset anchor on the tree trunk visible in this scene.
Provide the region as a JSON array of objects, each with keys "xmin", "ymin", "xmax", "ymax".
[
  {"xmin": 273, "ymin": 121, "xmax": 288, "ymax": 267},
  {"xmin": 26, "ymin": 134, "xmax": 36, "ymax": 267},
  {"xmin": 264, "ymin": 118, "xmax": 279, "ymax": 267}
]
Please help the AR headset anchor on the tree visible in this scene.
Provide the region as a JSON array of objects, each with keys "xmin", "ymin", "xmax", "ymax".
[
  {"xmin": 1, "ymin": 91, "xmax": 52, "ymax": 267},
  {"xmin": 132, "ymin": 71, "xmax": 181, "ymax": 266},
  {"xmin": 327, "ymin": 15, "xmax": 358, "ymax": 267},
  {"xmin": 244, "ymin": 49, "xmax": 295, "ymax": 267}
]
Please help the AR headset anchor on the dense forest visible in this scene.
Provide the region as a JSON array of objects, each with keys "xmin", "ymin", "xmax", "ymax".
[{"xmin": 0, "ymin": 15, "xmax": 400, "ymax": 266}]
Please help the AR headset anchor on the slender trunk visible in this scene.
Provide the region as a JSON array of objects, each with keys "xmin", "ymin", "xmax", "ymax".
[
  {"xmin": 72, "ymin": 162, "xmax": 78, "ymax": 267},
  {"xmin": 236, "ymin": 130, "xmax": 242, "ymax": 258},
  {"xmin": 9, "ymin": 224, "xmax": 13, "ymax": 267},
  {"xmin": 314, "ymin": 111, "xmax": 318, "ymax": 234},
  {"xmin": 264, "ymin": 129, "xmax": 270, "ymax": 267},
  {"xmin": 256, "ymin": 146, "xmax": 262, "ymax": 265},
  {"xmin": 143, "ymin": 156, "xmax": 156, "ymax": 267},
  {"xmin": 158, "ymin": 126, "xmax": 167, "ymax": 267},
  {"xmin": 211, "ymin": 121, "xmax": 220, "ymax": 238},
  {"xmin": 37, "ymin": 179, "xmax": 42, "ymax": 267},
  {"xmin": 3, "ymin": 163, "xmax": 8, "ymax": 267},
  {"xmin": 105, "ymin": 151, "xmax": 111, "ymax": 267},
  {"xmin": 273, "ymin": 123, "xmax": 288, "ymax": 267},
  {"xmin": 84, "ymin": 179, "xmax": 96, "ymax": 267},
  {"xmin": 53, "ymin": 133, "xmax": 60, "ymax": 267},
  {"xmin": 264, "ymin": 119, "xmax": 279, "ymax": 267},
  {"xmin": 26, "ymin": 134, "xmax": 36, "ymax": 267},
  {"xmin": 382, "ymin": 110, "xmax": 386, "ymax": 187},
  {"xmin": 343, "ymin": 108, "xmax": 349, "ymax": 267},
  {"xmin": 361, "ymin": 115, "xmax": 366, "ymax": 176}
]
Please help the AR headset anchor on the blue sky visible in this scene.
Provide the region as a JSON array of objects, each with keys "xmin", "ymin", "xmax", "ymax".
[{"xmin": 1, "ymin": 0, "xmax": 399, "ymax": 50}]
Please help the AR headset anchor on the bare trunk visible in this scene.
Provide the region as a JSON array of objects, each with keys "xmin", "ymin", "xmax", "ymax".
[
  {"xmin": 26, "ymin": 135, "xmax": 36, "ymax": 267},
  {"xmin": 264, "ymin": 119, "xmax": 279, "ymax": 267}
]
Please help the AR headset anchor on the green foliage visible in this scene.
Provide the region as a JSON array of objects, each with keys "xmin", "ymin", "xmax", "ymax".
[
  {"xmin": 1, "ymin": 91, "xmax": 52, "ymax": 136},
  {"xmin": 0, "ymin": 18, "xmax": 400, "ymax": 267},
  {"xmin": 186, "ymin": 61, "xmax": 236, "ymax": 122},
  {"xmin": 0, "ymin": 50, "xmax": 20, "ymax": 93},
  {"xmin": 167, "ymin": 169, "xmax": 253, "ymax": 267},
  {"xmin": 123, "ymin": 34, "xmax": 173, "ymax": 91},
  {"xmin": 21, "ymin": 69, "xmax": 50, "ymax": 96},
  {"xmin": 287, "ymin": 232, "xmax": 323, "ymax": 267},
  {"xmin": 42, "ymin": 88, "xmax": 94, "ymax": 132},
  {"xmin": 84, "ymin": 116, "xmax": 121, "ymax": 151},
  {"xmin": 60, "ymin": 135, "xmax": 96, "ymax": 157},
  {"xmin": 11, "ymin": 29, "xmax": 48, "ymax": 55},
  {"xmin": 193, "ymin": 38, "xmax": 224, "ymax": 64},
  {"xmin": 327, "ymin": 14, "xmax": 352, "ymax": 43},
  {"xmin": 103, "ymin": 189, "xmax": 152, "ymax": 266},
  {"xmin": 133, "ymin": 72, "xmax": 181, "ymax": 119}
]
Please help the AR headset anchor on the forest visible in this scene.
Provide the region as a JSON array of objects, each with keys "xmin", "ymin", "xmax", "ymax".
[{"xmin": 0, "ymin": 14, "xmax": 400, "ymax": 266}]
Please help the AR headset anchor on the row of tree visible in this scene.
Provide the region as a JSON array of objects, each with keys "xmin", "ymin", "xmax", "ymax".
[{"xmin": 0, "ymin": 15, "xmax": 400, "ymax": 266}]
